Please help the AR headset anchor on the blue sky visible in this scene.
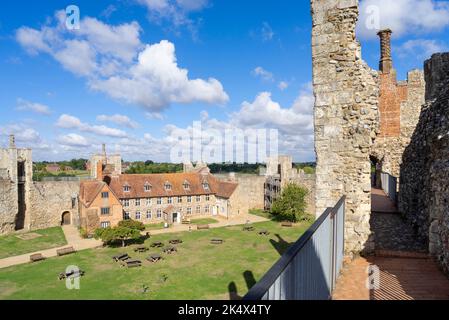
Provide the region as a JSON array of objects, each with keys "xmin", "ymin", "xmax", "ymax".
[{"xmin": 0, "ymin": 0, "xmax": 448, "ymax": 162}]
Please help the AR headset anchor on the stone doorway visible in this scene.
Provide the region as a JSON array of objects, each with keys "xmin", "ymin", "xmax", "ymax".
[{"xmin": 62, "ymin": 211, "xmax": 71, "ymax": 226}]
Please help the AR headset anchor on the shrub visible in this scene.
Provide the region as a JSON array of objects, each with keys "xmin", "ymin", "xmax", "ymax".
[
  {"xmin": 79, "ymin": 228, "xmax": 89, "ymax": 239},
  {"xmin": 271, "ymin": 183, "xmax": 312, "ymax": 223},
  {"xmin": 118, "ymin": 219, "xmax": 145, "ymax": 231}
]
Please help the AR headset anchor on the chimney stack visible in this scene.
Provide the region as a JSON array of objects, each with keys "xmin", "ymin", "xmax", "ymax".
[
  {"xmin": 102, "ymin": 143, "xmax": 107, "ymax": 164},
  {"xmin": 378, "ymin": 29, "xmax": 393, "ymax": 73},
  {"xmin": 9, "ymin": 134, "xmax": 16, "ymax": 148}
]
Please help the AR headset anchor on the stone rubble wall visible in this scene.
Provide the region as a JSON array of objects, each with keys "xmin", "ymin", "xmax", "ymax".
[
  {"xmin": 0, "ymin": 179, "xmax": 18, "ymax": 235},
  {"xmin": 312, "ymin": 0, "xmax": 379, "ymax": 255},
  {"xmin": 399, "ymin": 53, "xmax": 449, "ymax": 273},
  {"xmin": 28, "ymin": 181, "xmax": 81, "ymax": 231}
]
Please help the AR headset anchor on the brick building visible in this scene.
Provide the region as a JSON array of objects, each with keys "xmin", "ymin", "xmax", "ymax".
[{"xmin": 79, "ymin": 162, "xmax": 238, "ymax": 233}]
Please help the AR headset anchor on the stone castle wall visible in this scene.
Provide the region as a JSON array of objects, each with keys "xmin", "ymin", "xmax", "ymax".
[
  {"xmin": 399, "ymin": 53, "xmax": 449, "ymax": 273},
  {"xmin": 29, "ymin": 181, "xmax": 80, "ymax": 230},
  {"xmin": 0, "ymin": 179, "xmax": 18, "ymax": 235},
  {"xmin": 312, "ymin": 0, "xmax": 379, "ymax": 255}
]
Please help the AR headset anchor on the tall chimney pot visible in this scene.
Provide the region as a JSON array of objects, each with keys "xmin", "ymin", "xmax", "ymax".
[
  {"xmin": 377, "ymin": 29, "xmax": 393, "ymax": 73},
  {"xmin": 9, "ymin": 135, "xmax": 16, "ymax": 148}
]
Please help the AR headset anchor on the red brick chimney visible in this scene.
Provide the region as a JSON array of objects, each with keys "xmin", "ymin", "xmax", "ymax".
[
  {"xmin": 96, "ymin": 160, "xmax": 104, "ymax": 181},
  {"xmin": 378, "ymin": 29, "xmax": 393, "ymax": 74}
]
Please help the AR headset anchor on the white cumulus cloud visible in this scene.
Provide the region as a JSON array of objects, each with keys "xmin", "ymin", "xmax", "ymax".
[
  {"xmin": 16, "ymin": 98, "xmax": 51, "ymax": 115},
  {"xmin": 56, "ymin": 114, "xmax": 128, "ymax": 138},
  {"xmin": 358, "ymin": 0, "xmax": 449, "ymax": 39},
  {"xmin": 97, "ymin": 114, "xmax": 140, "ymax": 129},
  {"xmin": 58, "ymin": 133, "xmax": 90, "ymax": 147}
]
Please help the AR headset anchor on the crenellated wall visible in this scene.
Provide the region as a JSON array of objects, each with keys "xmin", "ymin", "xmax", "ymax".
[{"xmin": 311, "ymin": 0, "xmax": 379, "ymax": 255}]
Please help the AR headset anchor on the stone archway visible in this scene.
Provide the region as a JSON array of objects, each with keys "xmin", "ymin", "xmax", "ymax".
[{"xmin": 61, "ymin": 211, "xmax": 71, "ymax": 226}]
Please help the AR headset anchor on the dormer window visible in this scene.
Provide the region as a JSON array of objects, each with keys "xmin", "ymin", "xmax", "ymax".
[
  {"xmin": 164, "ymin": 182, "xmax": 172, "ymax": 191},
  {"xmin": 144, "ymin": 183, "xmax": 152, "ymax": 192},
  {"xmin": 183, "ymin": 180, "xmax": 190, "ymax": 190},
  {"xmin": 202, "ymin": 182, "xmax": 210, "ymax": 190},
  {"xmin": 123, "ymin": 185, "xmax": 130, "ymax": 192}
]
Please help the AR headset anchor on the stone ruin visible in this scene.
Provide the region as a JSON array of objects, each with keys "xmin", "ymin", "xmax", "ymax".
[{"xmin": 311, "ymin": 0, "xmax": 449, "ymax": 274}]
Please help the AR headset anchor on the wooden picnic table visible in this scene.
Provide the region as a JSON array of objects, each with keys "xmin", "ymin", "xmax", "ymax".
[
  {"xmin": 281, "ymin": 221, "xmax": 293, "ymax": 227},
  {"xmin": 146, "ymin": 254, "xmax": 163, "ymax": 263},
  {"xmin": 121, "ymin": 259, "xmax": 142, "ymax": 268},
  {"xmin": 112, "ymin": 253, "xmax": 130, "ymax": 262},
  {"xmin": 258, "ymin": 230, "xmax": 270, "ymax": 236},
  {"xmin": 150, "ymin": 242, "xmax": 164, "ymax": 248},
  {"xmin": 134, "ymin": 246, "xmax": 149, "ymax": 253},
  {"xmin": 243, "ymin": 226, "xmax": 255, "ymax": 232},
  {"xmin": 163, "ymin": 246, "xmax": 177, "ymax": 254},
  {"xmin": 210, "ymin": 239, "xmax": 224, "ymax": 245},
  {"xmin": 169, "ymin": 239, "xmax": 183, "ymax": 245},
  {"xmin": 58, "ymin": 269, "xmax": 85, "ymax": 280}
]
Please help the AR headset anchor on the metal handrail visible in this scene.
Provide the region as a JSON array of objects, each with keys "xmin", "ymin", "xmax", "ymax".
[{"xmin": 243, "ymin": 196, "xmax": 346, "ymax": 300}]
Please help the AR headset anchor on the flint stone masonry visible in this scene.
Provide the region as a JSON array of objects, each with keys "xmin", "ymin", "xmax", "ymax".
[
  {"xmin": 29, "ymin": 181, "xmax": 80, "ymax": 230},
  {"xmin": 312, "ymin": 0, "xmax": 379, "ymax": 255},
  {"xmin": 399, "ymin": 53, "xmax": 449, "ymax": 273}
]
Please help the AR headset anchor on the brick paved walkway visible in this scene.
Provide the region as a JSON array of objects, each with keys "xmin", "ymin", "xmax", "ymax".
[
  {"xmin": 333, "ymin": 189, "xmax": 449, "ymax": 300},
  {"xmin": 333, "ymin": 256, "xmax": 449, "ymax": 300}
]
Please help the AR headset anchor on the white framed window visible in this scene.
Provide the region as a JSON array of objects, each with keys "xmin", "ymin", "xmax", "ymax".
[
  {"xmin": 101, "ymin": 207, "xmax": 110, "ymax": 215},
  {"xmin": 164, "ymin": 182, "xmax": 172, "ymax": 191},
  {"xmin": 206, "ymin": 195, "xmax": 210, "ymax": 201},
  {"xmin": 136, "ymin": 211, "xmax": 141, "ymax": 220},
  {"xmin": 187, "ymin": 207, "xmax": 192, "ymax": 215},
  {"xmin": 196, "ymin": 196, "xmax": 201, "ymax": 202},
  {"xmin": 144, "ymin": 183, "xmax": 152, "ymax": 192},
  {"xmin": 205, "ymin": 205, "xmax": 210, "ymax": 213},
  {"xmin": 146, "ymin": 210, "xmax": 152, "ymax": 219},
  {"xmin": 177, "ymin": 196, "xmax": 183, "ymax": 203},
  {"xmin": 146, "ymin": 198, "xmax": 152, "ymax": 206},
  {"xmin": 135, "ymin": 199, "xmax": 141, "ymax": 206},
  {"xmin": 123, "ymin": 185, "xmax": 130, "ymax": 192},
  {"xmin": 196, "ymin": 206, "xmax": 201, "ymax": 214},
  {"xmin": 101, "ymin": 221, "xmax": 110, "ymax": 229},
  {"xmin": 187, "ymin": 196, "xmax": 192, "ymax": 203},
  {"xmin": 101, "ymin": 192, "xmax": 109, "ymax": 199},
  {"xmin": 183, "ymin": 181, "xmax": 190, "ymax": 190},
  {"xmin": 123, "ymin": 212, "xmax": 130, "ymax": 220},
  {"xmin": 168, "ymin": 197, "xmax": 173, "ymax": 204},
  {"xmin": 123, "ymin": 199, "xmax": 130, "ymax": 207},
  {"xmin": 157, "ymin": 197, "xmax": 162, "ymax": 205},
  {"xmin": 202, "ymin": 182, "xmax": 209, "ymax": 190},
  {"xmin": 157, "ymin": 209, "xmax": 162, "ymax": 219}
]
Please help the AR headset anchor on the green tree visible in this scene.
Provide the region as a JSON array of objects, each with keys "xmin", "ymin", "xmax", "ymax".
[
  {"xmin": 118, "ymin": 219, "xmax": 145, "ymax": 231},
  {"xmin": 94, "ymin": 226, "xmax": 141, "ymax": 247},
  {"xmin": 271, "ymin": 183, "xmax": 312, "ymax": 223}
]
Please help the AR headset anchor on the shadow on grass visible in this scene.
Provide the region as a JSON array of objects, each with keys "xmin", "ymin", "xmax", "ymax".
[
  {"xmin": 270, "ymin": 234, "xmax": 294, "ymax": 256},
  {"xmin": 228, "ymin": 270, "xmax": 257, "ymax": 300}
]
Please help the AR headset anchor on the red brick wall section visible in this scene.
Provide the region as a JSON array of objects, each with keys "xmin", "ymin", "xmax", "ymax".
[{"xmin": 378, "ymin": 73, "xmax": 408, "ymax": 137}]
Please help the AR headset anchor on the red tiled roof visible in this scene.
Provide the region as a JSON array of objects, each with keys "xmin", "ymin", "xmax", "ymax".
[
  {"xmin": 79, "ymin": 180, "xmax": 106, "ymax": 207},
  {"xmin": 107, "ymin": 172, "xmax": 237, "ymax": 199}
]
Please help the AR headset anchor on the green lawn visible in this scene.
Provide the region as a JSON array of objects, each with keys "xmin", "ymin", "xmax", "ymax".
[
  {"xmin": 0, "ymin": 227, "xmax": 67, "ymax": 259},
  {"xmin": 0, "ymin": 221, "xmax": 310, "ymax": 300},
  {"xmin": 190, "ymin": 218, "xmax": 219, "ymax": 225},
  {"xmin": 145, "ymin": 222, "xmax": 166, "ymax": 231},
  {"xmin": 249, "ymin": 209, "xmax": 273, "ymax": 220}
]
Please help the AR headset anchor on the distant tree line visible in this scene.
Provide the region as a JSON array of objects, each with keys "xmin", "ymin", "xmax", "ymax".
[
  {"xmin": 125, "ymin": 162, "xmax": 183, "ymax": 174},
  {"xmin": 33, "ymin": 159, "xmax": 88, "ymax": 171}
]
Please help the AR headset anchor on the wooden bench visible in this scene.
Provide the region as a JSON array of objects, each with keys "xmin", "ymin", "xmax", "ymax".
[
  {"xmin": 210, "ymin": 239, "xmax": 224, "ymax": 245},
  {"xmin": 146, "ymin": 254, "xmax": 163, "ymax": 263},
  {"xmin": 243, "ymin": 226, "xmax": 255, "ymax": 232},
  {"xmin": 121, "ymin": 259, "xmax": 142, "ymax": 268},
  {"xmin": 258, "ymin": 230, "xmax": 270, "ymax": 236},
  {"xmin": 57, "ymin": 247, "xmax": 76, "ymax": 257},
  {"xmin": 30, "ymin": 253, "xmax": 45, "ymax": 263},
  {"xmin": 281, "ymin": 222, "xmax": 293, "ymax": 227},
  {"xmin": 182, "ymin": 219, "xmax": 191, "ymax": 225},
  {"xmin": 197, "ymin": 225, "xmax": 210, "ymax": 230},
  {"xmin": 112, "ymin": 253, "xmax": 130, "ymax": 262}
]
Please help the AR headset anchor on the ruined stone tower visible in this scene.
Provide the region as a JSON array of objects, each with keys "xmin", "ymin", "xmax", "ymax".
[{"xmin": 0, "ymin": 135, "xmax": 33, "ymax": 233}]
